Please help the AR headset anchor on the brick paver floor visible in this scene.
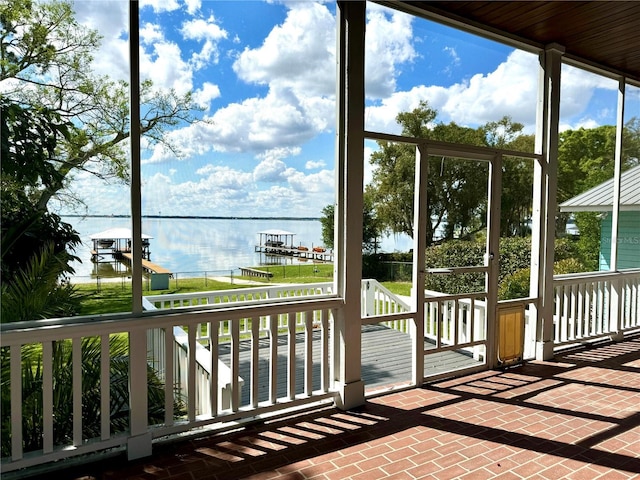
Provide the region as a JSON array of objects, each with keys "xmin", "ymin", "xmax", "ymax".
[{"xmin": 20, "ymin": 334, "xmax": 640, "ymax": 479}]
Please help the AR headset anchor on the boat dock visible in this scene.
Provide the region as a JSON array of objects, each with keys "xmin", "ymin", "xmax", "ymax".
[
  {"xmin": 88, "ymin": 227, "xmax": 171, "ymax": 289},
  {"xmin": 119, "ymin": 252, "xmax": 172, "ymax": 275},
  {"xmin": 89, "ymin": 228, "xmax": 152, "ymax": 262},
  {"xmin": 255, "ymin": 229, "xmax": 333, "ymax": 262},
  {"xmin": 254, "ymin": 244, "xmax": 334, "ymax": 262}
]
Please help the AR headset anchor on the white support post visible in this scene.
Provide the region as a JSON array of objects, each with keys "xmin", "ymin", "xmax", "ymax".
[
  {"xmin": 609, "ymin": 78, "xmax": 626, "ymax": 341},
  {"xmin": 486, "ymin": 155, "xmax": 502, "ymax": 368},
  {"xmin": 127, "ymin": 3, "xmax": 151, "ymax": 460},
  {"xmin": 333, "ymin": 1, "xmax": 365, "ymax": 410},
  {"xmin": 529, "ymin": 55, "xmax": 546, "ymax": 354},
  {"xmin": 129, "ymin": 0, "xmax": 143, "ymax": 314},
  {"xmin": 411, "ymin": 145, "xmax": 428, "ymax": 385},
  {"xmin": 128, "ymin": 328, "xmax": 151, "ymax": 459},
  {"xmin": 532, "ymin": 43, "xmax": 564, "ymax": 360}
]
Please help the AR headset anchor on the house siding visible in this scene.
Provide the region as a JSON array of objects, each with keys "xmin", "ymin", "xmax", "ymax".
[{"xmin": 599, "ymin": 211, "xmax": 640, "ymax": 270}]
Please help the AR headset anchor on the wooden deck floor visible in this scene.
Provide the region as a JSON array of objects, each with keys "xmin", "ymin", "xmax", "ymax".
[{"xmin": 218, "ymin": 324, "xmax": 481, "ymax": 406}]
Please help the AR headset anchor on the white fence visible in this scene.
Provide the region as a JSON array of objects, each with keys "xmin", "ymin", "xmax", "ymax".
[
  {"xmin": 3, "ymin": 272, "xmax": 638, "ymax": 473},
  {"xmin": 552, "ymin": 269, "xmax": 640, "ymax": 346},
  {"xmin": 144, "ymin": 283, "xmax": 335, "ymax": 345},
  {"xmin": 0, "ymin": 296, "xmax": 338, "ymax": 473}
]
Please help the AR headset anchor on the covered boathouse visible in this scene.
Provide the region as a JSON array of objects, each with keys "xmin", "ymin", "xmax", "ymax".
[
  {"xmin": 89, "ymin": 227, "xmax": 153, "ymax": 261},
  {"xmin": 255, "ymin": 229, "xmax": 334, "ymax": 261}
]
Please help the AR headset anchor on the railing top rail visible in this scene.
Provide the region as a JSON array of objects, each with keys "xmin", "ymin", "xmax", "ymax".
[
  {"xmin": 4, "ymin": 279, "xmax": 390, "ymax": 342},
  {"xmin": 0, "ymin": 296, "xmax": 343, "ymax": 346},
  {"xmin": 424, "ymin": 289, "xmax": 487, "ymax": 302},
  {"xmin": 146, "ymin": 281, "xmax": 335, "ymax": 302},
  {"xmin": 553, "ymin": 268, "xmax": 640, "ymax": 285},
  {"xmin": 427, "ymin": 265, "xmax": 488, "ymax": 275},
  {"xmin": 497, "ymin": 297, "xmax": 539, "ymax": 308}
]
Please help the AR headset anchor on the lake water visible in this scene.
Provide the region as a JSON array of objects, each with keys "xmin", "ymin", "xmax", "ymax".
[{"xmin": 65, "ymin": 216, "xmax": 412, "ymax": 282}]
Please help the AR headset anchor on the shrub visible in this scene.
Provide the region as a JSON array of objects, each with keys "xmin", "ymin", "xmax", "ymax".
[
  {"xmin": 498, "ymin": 267, "xmax": 530, "ymax": 300},
  {"xmin": 1, "ymin": 336, "xmax": 184, "ymax": 457}
]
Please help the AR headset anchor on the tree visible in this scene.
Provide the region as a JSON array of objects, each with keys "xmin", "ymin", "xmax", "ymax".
[
  {"xmin": 487, "ymin": 124, "xmax": 535, "ymax": 237},
  {"xmin": 319, "ymin": 204, "xmax": 335, "ymax": 249},
  {"xmin": 319, "ymin": 189, "xmax": 382, "ymax": 252},
  {"xmin": 623, "ymin": 117, "xmax": 640, "ymax": 167},
  {"xmin": 1, "ymin": 0, "xmax": 201, "ymax": 212},
  {"xmin": 368, "ymin": 101, "xmax": 504, "ymax": 245},
  {"xmin": 1, "ymin": 100, "xmax": 81, "ymax": 286},
  {"xmin": 368, "ymin": 107, "xmax": 540, "ymax": 244},
  {"xmin": 555, "ymin": 122, "xmax": 640, "ymax": 267},
  {"xmin": 482, "ymin": 116, "xmax": 525, "ymax": 148},
  {"xmin": 1, "ymin": 0, "xmax": 202, "ymax": 320},
  {"xmin": 1, "ymin": 100, "xmax": 83, "ymax": 323},
  {"xmin": 557, "ymin": 125, "xmax": 618, "ymax": 204}
]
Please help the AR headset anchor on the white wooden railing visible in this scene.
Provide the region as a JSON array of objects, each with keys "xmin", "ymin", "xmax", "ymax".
[
  {"xmin": 361, "ymin": 279, "xmax": 411, "ymax": 331},
  {"xmin": 423, "ymin": 290, "xmax": 488, "ymax": 361},
  {"xmin": 145, "ymin": 283, "xmax": 335, "ymax": 345},
  {"xmin": 3, "ymin": 273, "xmax": 638, "ymax": 472},
  {"xmin": 0, "ymin": 296, "xmax": 338, "ymax": 473},
  {"xmin": 552, "ymin": 268, "xmax": 640, "ymax": 346}
]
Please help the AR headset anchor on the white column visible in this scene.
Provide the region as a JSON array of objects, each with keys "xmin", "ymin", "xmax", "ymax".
[
  {"xmin": 127, "ymin": 1, "xmax": 151, "ymax": 460},
  {"xmin": 411, "ymin": 145, "xmax": 428, "ymax": 385},
  {"xmin": 486, "ymin": 155, "xmax": 502, "ymax": 368},
  {"xmin": 333, "ymin": 1, "xmax": 365, "ymax": 409},
  {"xmin": 532, "ymin": 43, "xmax": 564, "ymax": 360},
  {"xmin": 609, "ymin": 78, "xmax": 626, "ymax": 341},
  {"xmin": 129, "ymin": 0, "xmax": 143, "ymax": 314}
]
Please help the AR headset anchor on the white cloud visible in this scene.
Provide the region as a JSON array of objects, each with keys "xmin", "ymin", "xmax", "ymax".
[
  {"xmin": 73, "ymin": 1, "xmax": 129, "ymax": 80},
  {"xmin": 172, "ymin": 87, "xmax": 333, "ymax": 155},
  {"xmin": 254, "ymin": 158, "xmax": 289, "ymax": 183},
  {"xmin": 305, "ymin": 160, "xmax": 326, "ymax": 169},
  {"xmin": 195, "ymin": 165, "xmax": 254, "ymax": 190},
  {"xmin": 181, "ymin": 16, "xmax": 227, "ymax": 42},
  {"xmin": 560, "ymin": 64, "xmax": 618, "ymax": 122},
  {"xmin": 141, "ymin": 22, "xmax": 164, "ymax": 45},
  {"xmin": 438, "ymin": 49, "xmax": 539, "ymax": 127},
  {"xmin": 233, "ymin": 2, "xmax": 336, "ymax": 98},
  {"xmin": 61, "ymin": 170, "xmax": 130, "ymax": 216},
  {"xmin": 365, "ymin": 49, "xmax": 619, "ymax": 134},
  {"xmin": 140, "ymin": 0, "xmax": 181, "ymax": 13},
  {"xmin": 363, "ymin": 143, "xmax": 376, "ymax": 186},
  {"xmin": 257, "ymin": 147, "xmax": 302, "ymax": 162},
  {"xmin": 286, "ymin": 168, "xmax": 333, "ymax": 194},
  {"xmin": 67, "ymin": 0, "xmax": 624, "ymax": 218},
  {"xmin": 442, "ymin": 46, "xmax": 460, "ymax": 76},
  {"xmin": 184, "ymin": 0, "xmax": 201, "ymax": 15},
  {"xmin": 194, "ymin": 82, "xmax": 222, "ymax": 110},
  {"xmin": 365, "ymin": 85, "xmax": 444, "ymax": 133},
  {"xmin": 443, "ymin": 46, "xmax": 460, "ymax": 66},
  {"xmin": 139, "ymin": 40, "xmax": 194, "ymax": 94},
  {"xmin": 140, "ymin": 162, "xmax": 333, "ymax": 217},
  {"xmin": 181, "ymin": 16, "xmax": 228, "ymax": 68},
  {"xmin": 365, "ymin": 4, "xmax": 417, "ymax": 98},
  {"xmin": 139, "ymin": 1, "xmax": 419, "ymax": 163}
]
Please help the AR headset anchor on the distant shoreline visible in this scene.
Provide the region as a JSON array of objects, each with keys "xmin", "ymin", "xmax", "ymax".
[{"xmin": 61, "ymin": 214, "xmax": 321, "ymax": 221}]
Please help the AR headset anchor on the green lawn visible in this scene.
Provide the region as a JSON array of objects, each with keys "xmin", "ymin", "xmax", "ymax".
[
  {"xmin": 75, "ymin": 277, "xmax": 247, "ymax": 315},
  {"xmin": 74, "ymin": 264, "xmax": 412, "ymax": 316}
]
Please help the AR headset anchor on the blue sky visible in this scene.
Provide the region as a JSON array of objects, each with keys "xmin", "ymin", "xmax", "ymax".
[{"xmin": 62, "ymin": 0, "xmax": 625, "ymax": 218}]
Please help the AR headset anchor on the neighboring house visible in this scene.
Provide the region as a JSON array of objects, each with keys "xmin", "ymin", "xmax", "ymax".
[{"xmin": 559, "ymin": 164, "xmax": 640, "ymax": 270}]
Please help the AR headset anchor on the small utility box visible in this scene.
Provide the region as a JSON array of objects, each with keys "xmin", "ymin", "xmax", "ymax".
[
  {"xmin": 497, "ymin": 305, "xmax": 525, "ymax": 367},
  {"xmin": 150, "ymin": 272, "xmax": 170, "ymax": 290}
]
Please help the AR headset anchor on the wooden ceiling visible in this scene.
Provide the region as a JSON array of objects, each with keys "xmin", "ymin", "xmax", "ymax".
[{"xmin": 403, "ymin": 1, "xmax": 640, "ymax": 81}]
